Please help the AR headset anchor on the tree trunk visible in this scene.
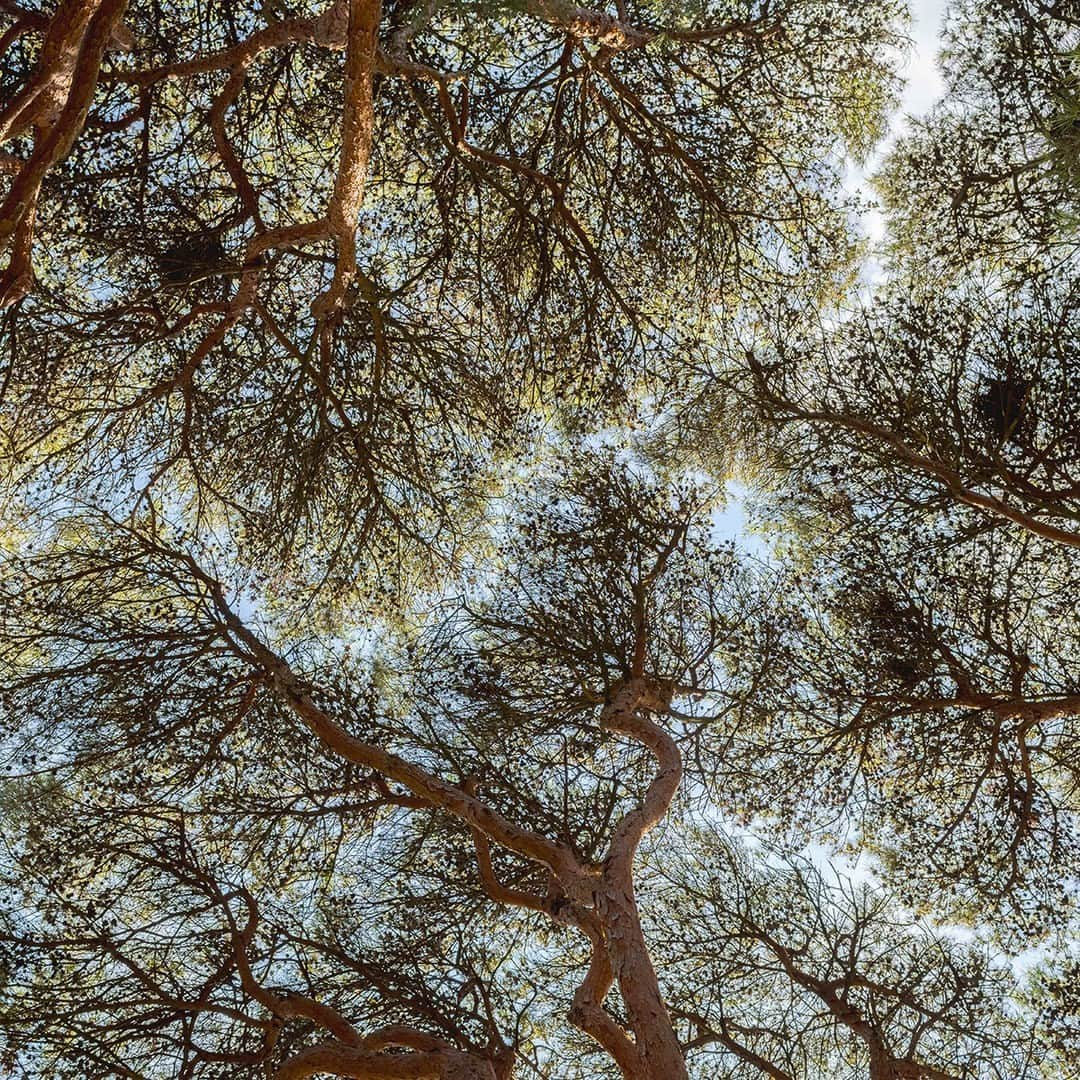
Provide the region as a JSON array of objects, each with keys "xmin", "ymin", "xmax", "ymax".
[{"xmin": 597, "ymin": 880, "xmax": 689, "ymax": 1080}]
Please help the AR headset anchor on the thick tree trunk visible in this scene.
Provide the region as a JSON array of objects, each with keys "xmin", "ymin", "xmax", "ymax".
[
  {"xmin": 598, "ymin": 884, "xmax": 689, "ymax": 1080},
  {"xmin": 311, "ymin": 0, "xmax": 381, "ymax": 317},
  {"xmin": 575, "ymin": 677, "xmax": 690, "ymax": 1080}
]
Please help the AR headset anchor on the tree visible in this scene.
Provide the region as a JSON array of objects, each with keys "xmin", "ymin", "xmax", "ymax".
[
  {"xmin": 656, "ymin": 0, "xmax": 1080, "ymax": 1066},
  {"xmin": 707, "ymin": 0, "xmax": 1080, "ymax": 849},
  {"xmin": 649, "ymin": 838, "xmax": 1036, "ymax": 1080},
  {"xmin": 710, "ymin": 488, "xmax": 1080, "ymax": 927},
  {"xmin": 0, "ymin": 451, "xmax": 1046, "ymax": 1078},
  {"xmin": 1, "ymin": 0, "xmax": 900, "ymax": 588},
  {"xmin": 871, "ymin": 0, "xmax": 1080, "ymax": 279},
  {"xmin": 720, "ymin": 0, "xmax": 1080, "ymax": 546},
  {"xmin": 3, "ymin": 1, "xmax": 1080, "ymax": 1078}
]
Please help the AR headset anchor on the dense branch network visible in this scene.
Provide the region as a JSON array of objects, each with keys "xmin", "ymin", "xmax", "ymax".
[{"xmin": 2, "ymin": 1, "xmax": 1079, "ymax": 1078}]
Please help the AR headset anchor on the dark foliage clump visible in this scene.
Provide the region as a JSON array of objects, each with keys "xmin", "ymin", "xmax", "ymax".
[
  {"xmin": 977, "ymin": 376, "xmax": 1032, "ymax": 444},
  {"xmin": 157, "ymin": 235, "xmax": 228, "ymax": 285}
]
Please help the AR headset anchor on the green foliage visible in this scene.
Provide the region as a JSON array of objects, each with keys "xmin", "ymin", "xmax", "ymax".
[{"xmin": 1, "ymin": 0, "xmax": 1079, "ymax": 1077}]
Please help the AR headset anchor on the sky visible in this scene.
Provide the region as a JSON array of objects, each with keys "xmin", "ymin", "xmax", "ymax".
[
  {"xmin": 849, "ymin": 0, "xmax": 949, "ymax": 250},
  {"xmin": 903, "ymin": 0, "xmax": 950, "ymax": 116}
]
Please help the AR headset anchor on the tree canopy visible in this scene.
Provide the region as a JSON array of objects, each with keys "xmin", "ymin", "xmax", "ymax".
[{"xmin": 1, "ymin": 1, "xmax": 1079, "ymax": 1079}]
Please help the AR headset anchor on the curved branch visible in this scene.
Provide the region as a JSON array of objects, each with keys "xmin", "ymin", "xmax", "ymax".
[
  {"xmin": 0, "ymin": 0, "xmax": 99, "ymax": 142},
  {"xmin": 568, "ymin": 945, "xmax": 641, "ymax": 1078},
  {"xmin": 185, "ymin": 561, "xmax": 588, "ymax": 891},
  {"xmin": 275, "ymin": 1040, "xmax": 502, "ymax": 1080},
  {"xmin": 106, "ymin": 1, "xmax": 350, "ymax": 86},
  {"xmin": 601, "ymin": 678, "xmax": 682, "ymax": 877},
  {"xmin": 754, "ymin": 377, "xmax": 1080, "ymax": 549},
  {"xmin": 1, "ymin": 0, "xmax": 129, "ymax": 307}
]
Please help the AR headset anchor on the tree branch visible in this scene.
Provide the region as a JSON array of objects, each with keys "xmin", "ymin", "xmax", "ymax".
[{"xmin": 312, "ymin": 0, "xmax": 382, "ymax": 319}]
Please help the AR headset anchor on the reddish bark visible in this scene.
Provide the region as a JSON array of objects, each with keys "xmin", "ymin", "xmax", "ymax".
[
  {"xmin": 195, "ymin": 566, "xmax": 692, "ymax": 1080},
  {"xmin": 0, "ymin": 0, "xmax": 129, "ymax": 306}
]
